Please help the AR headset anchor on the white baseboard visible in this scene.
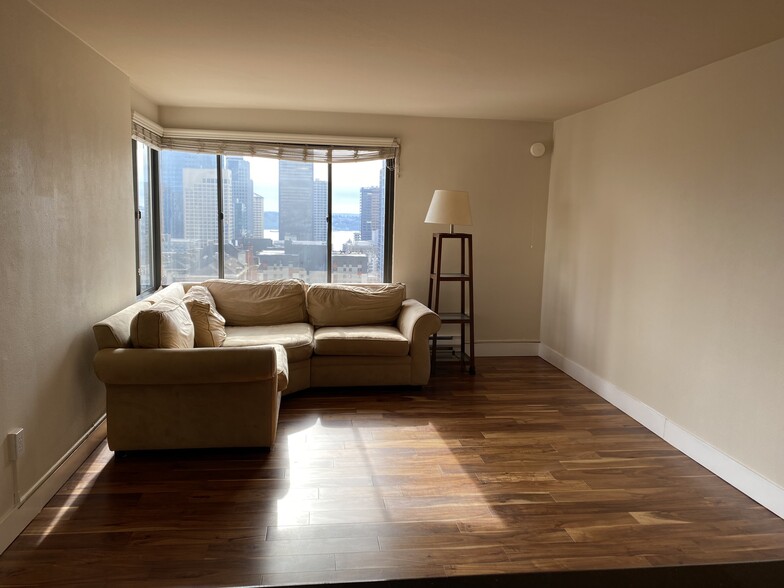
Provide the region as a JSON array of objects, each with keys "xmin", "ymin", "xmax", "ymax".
[
  {"xmin": 538, "ymin": 344, "xmax": 784, "ymax": 520},
  {"xmin": 0, "ymin": 417, "xmax": 107, "ymax": 554},
  {"xmin": 474, "ymin": 340, "xmax": 540, "ymax": 357}
]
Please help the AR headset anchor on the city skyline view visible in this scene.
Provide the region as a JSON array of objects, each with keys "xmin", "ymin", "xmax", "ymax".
[
  {"xmin": 155, "ymin": 149, "xmax": 390, "ymax": 285},
  {"xmin": 248, "ymin": 157, "xmax": 384, "ymax": 213}
]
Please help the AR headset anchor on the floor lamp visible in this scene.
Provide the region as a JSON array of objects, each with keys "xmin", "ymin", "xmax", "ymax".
[{"xmin": 425, "ymin": 190, "xmax": 476, "ymax": 374}]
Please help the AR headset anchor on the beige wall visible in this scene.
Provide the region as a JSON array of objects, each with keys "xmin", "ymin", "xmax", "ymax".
[
  {"xmin": 0, "ymin": 0, "xmax": 134, "ymax": 528},
  {"xmin": 131, "ymin": 87, "xmax": 160, "ymax": 123},
  {"xmin": 542, "ymin": 39, "xmax": 784, "ymax": 485},
  {"xmin": 160, "ymin": 107, "xmax": 553, "ymax": 349}
]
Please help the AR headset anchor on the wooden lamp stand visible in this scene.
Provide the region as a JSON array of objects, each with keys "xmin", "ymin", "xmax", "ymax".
[{"xmin": 427, "ymin": 232, "xmax": 475, "ymax": 374}]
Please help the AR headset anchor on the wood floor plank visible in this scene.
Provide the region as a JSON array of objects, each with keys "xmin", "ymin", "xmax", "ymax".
[
  {"xmin": 334, "ymin": 545, "xmax": 510, "ymax": 570},
  {"xmin": 2, "ymin": 357, "xmax": 784, "ymax": 586},
  {"xmin": 446, "ymin": 555, "xmax": 653, "ymax": 575},
  {"xmin": 265, "ymin": 521, "xmax": 462, "ymax": 542}
]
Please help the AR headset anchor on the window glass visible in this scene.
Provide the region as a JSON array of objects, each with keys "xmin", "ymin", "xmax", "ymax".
[
  {"xmin": 134, "ymin": 141, "xmax": 155, "ymax": 294},
  {"xmin": 160, "ymin": 150, "xmax": 219, "ymax": 283},
  {"xmin": 153, "ymin": 150, "xmax": 393, "ymax": 286},
  {"xmin": 332, "ymin": 160, "xmax": 387, "ymax": 283},
  {"xmin": 273, "ymin": 160, "xmax": 329, "ymax": 282},
  {"xmin": 220, "ymin": 156, "xmax": 248, "ymax": 279}
]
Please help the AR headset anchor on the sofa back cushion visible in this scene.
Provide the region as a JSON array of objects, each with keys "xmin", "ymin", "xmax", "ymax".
[
  {"xmin": 183, "ymin": 285, "xmax": 226, "ymax": 347},
  {"xmin": 306, "ymin": 283, "xmax": 406, "ymax": 327},
  {"xmin": 130, "ymin": 298, "xmax": 195, "ymax": 349},
  {"xmin": 204, "ymin": 279, "xmax": 308, "ymax": 326},
  {"xmin": 146, "ymin": 282, "xmax": 186, "ymax": 305}
]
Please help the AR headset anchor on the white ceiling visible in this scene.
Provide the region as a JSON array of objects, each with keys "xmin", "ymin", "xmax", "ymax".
[{"xmin": 31, "ymin": 0, "xmax": 784, "ymax": 121}]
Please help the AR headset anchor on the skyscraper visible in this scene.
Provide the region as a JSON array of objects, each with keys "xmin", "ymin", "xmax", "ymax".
[
  {"xmin": 252, "ymin": 193, "xmax": 265, "ymax": 238},
  {"xmin": 377, "ymin": 165, "xmax": 388, "ymax": 279},
  {"xmin": 278, "ymin": 160, "xmax": 314, "ymax": 241},
  {"xmin": 225, "ymin": 157, "xmax": 253, "ymax": 240},
  {"xmin": 183, "ymin": 168, "xmax": 233, "ymax": 243},
  {"xmin": 160, "ymin": 151, "xmax": 216, "ymax": 239},
  {"xmin": 312, "ymin": 179, "xmax": 328, "ymax": 243},
  {"xmin": 360, "ymin": 186, "xmax": 381, "ymax": 241}
]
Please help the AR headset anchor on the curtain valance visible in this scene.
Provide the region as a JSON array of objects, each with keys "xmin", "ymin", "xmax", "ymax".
[{"xmin": 132, "ymin": 112, "xmax": 399, "ymax": 164}]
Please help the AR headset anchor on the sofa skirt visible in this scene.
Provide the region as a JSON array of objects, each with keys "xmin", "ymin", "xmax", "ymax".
[{"xmin": 309, "ymin": 355, "xmax": 412, "ymax": 388}]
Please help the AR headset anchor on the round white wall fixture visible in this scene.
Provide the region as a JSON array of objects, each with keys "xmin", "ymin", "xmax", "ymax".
[{"xmin": 530, "ymin": 142, "xmax": 546, "ymax": 157}]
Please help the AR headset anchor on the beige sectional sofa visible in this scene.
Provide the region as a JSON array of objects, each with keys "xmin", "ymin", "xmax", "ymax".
[{"xmin": 92, "ymin": 279, "xmax": 441, "ymax": 451}]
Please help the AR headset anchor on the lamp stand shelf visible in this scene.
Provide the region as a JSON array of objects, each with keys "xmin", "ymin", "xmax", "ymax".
[{"xmin": 428, "ymin": 232, "xmax": 475, "ymax": 375}]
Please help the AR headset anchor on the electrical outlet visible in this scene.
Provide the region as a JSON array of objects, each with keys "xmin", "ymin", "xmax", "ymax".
[{"xmin": 8, "ymin": 428, "xmax": 24, "ymax": 461}]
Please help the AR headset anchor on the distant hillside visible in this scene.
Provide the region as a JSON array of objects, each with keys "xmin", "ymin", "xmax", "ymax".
[
  {"xmin": 264, "ymin": 211, "xmax": 360, "ymax": 231},
  {"xmin": 333, "ymin": 213, "xmax": 360, "ymax": 231}
]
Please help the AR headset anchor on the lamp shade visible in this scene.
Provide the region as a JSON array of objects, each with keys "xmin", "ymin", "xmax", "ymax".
[{"xmin": 425, "ymin": 190, "xmax": 472, "ymax": 232}]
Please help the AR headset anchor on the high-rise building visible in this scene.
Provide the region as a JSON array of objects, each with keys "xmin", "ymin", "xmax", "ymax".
[
  {"xmin": 377, "ymin": 165, "xmax": 388, "ymax": 278},
  {"xmin": 161, "ymin": 151, "xmax": 254, "ymax": 242},
  {"xmin": 252, "ymin": 193, "xmax": 265, "ymax": 238},
  {"xmin": 312, "ymin": 179, "xmax": 328, "ymax": 243},
  {"xmin": 160, "ymin": 151, "xmax": 216, "ymax": 239},
  {"xmin": 360, "ymin": 186, "xmax": 381, "ymax": 242},
  {"xmin": 225, "ymin": 157, "xmax": 253, "ymax": 240},
  {"xmin": 278, "ymin": 160, "xmax": 314, "ymax": 241},
  {"xmin": 183, "ymin": 168, "xmax": 233, "ymax": 243}
]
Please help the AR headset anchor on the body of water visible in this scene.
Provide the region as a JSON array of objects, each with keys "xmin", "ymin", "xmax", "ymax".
[{"xmin": 264, "ymin": 230, "xmax": 360, "ymax": 252}]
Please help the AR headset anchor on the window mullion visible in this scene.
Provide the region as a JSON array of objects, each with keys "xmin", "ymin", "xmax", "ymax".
[
  {"xmin": 383, "ymin": 158, "xmax": 395, "ymax": 282},
  {"xmin": 217, "ymin": 155, "xmax": 225, "ymax": 279},
  {"xmin": 132, "ymin": 140, "xmax": 142, "ymax": 295},
  {"xmin": 327, "ymin": 163, "xmax": 333, "ymax": 282},
  {"xmin": 151, "ymin": 148, "xmax": 162, "ymax": 290}
]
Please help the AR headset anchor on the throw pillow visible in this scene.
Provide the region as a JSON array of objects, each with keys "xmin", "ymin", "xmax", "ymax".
[
  {"xmin": 130, "ymin": 297, "xmax": 195, "ymax": 349},
  {"xmin": 183, "ymin": 285, "xmax": 226, "ymax": 347}
]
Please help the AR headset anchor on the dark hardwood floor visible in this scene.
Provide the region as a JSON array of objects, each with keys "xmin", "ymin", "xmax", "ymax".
[{"xmin": 2, "ymin": 357, "xmax": 784, "ymax": 587}]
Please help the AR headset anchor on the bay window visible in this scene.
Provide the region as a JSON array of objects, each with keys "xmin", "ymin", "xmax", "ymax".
[{"xmin": 131, "ymin": 116, "xmax": 397, "ymax": 290}]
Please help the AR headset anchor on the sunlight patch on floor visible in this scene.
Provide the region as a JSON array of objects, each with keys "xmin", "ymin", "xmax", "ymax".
[{"xmin": 277, "ymin": 417, "xmax": 506, "ymax": 529}]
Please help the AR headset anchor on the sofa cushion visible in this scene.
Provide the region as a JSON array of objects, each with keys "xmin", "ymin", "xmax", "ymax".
[
  {"xmin": 223, "ymin": 323, "xmax": 314, "ymax": 362},
  {"xmin": 183, "ymin": 285, "xmax": 226, "ymax": 347},
  {"xmin": 146, "ymin": 282, "xmax": 186, "ymax": 305},
  {"xmin": 93, "ymin": 299, "xmax": 154, "ymax": 350},
  {"xmin": 130, "ymin": 298, "xmax": 195, "ymax": 349},
  {"xmin": 313, "ymin": 326, "xmax": 409, "ymax": 357},
  {"xmin": 306, "ymin": 283, "xmax": 406, "ymax": 328},
  {"xmin": 204, "ymin": 279, "xmax": 308, "ymax": 326}
]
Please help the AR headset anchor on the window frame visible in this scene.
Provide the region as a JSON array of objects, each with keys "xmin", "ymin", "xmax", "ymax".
[
  {"xmin": 131, "ymin": 139, "xmax": 161, "ymax": 297},
  {"xmin": 133, "ymin": 144, "xmax": 396, "ymax": 289}
]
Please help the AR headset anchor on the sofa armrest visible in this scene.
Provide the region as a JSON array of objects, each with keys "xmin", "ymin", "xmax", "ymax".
[
  {"xmin": 397, "ymin": 299, "xmax": 441, "ymax": 385},
  {"xmin": 94, "ymin": 344, "xmax": 287, "ymax": 387},
  {"xmin": 397, "ymin": 299, "xmax": 441, "ymax": 341}
]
